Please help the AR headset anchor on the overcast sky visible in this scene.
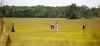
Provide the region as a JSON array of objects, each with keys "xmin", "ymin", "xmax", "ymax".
[{"xmin": 1, "ymin": 0, "xmax": 100, "ymax": 7}]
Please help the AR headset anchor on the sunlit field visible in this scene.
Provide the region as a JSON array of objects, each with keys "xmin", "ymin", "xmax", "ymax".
[{"xmin": 1, "ymin": 18, "xmax": 100, "ymax": 46}]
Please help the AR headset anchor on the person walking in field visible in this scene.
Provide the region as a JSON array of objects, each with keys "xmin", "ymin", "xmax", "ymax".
[
  {"xmin": 82, "ymin": 24, "xmax": 86, "ymax": 32},
  {"xmin": 5, "ymin": 34, "xmax": 11, "ymax": 46},
  {"xmin": 11, "ymin": 23, "xmax": 15, "ymax": 32},
  {"xmin": 54, "ymin": 22, "xmax": 59, "ymax": 32},
  {"xmin": 50, "ymin": 24, "xmax": 55, "ymax": 31},
  {"xmin": 0, "ymin": 33, "xmax": 11, "ymax": 46},
  {"xmin": 0, "ymin": 17, "xmax": 4, "ymax": 32}
]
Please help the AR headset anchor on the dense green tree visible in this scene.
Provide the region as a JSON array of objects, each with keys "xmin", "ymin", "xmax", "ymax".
[{"xmin": 0, "ymin": 4, "xmax": 100, "ymax": 19}]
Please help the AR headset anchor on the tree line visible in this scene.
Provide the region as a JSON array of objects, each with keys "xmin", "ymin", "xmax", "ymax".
[{"xmin": 0, "ymin": 4, "xmax": 100, "ymax": 19}]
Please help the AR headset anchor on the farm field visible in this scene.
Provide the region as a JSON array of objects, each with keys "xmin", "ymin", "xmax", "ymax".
[{"xmin": 0, "ymin": 18, "xmax": 100, "ymax": 46}]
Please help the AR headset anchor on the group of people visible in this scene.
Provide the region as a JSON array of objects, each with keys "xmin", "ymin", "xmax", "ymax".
[
  {"xmin": 50, "ymin": 22, "xmax": 87, "ymax": 32},
  {"xmin": 0, "ymin": 22, "xmax": 86, "ymax": 32},
  {"xmin": 0, "ymin": 23, "xmax": 15, "ymax": 46},
  {"xmin": 50, "ymin": 22, "xmax": 59, "ymax": 32},
  {"xmin": 0, "ymin": 23, "xmax": 15, "ymax": 33}
]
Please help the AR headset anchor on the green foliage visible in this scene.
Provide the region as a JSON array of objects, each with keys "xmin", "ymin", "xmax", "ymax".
[{"xmin": 0, "ymin": 4, "xmax": 100, "ymax": 19}]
